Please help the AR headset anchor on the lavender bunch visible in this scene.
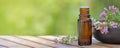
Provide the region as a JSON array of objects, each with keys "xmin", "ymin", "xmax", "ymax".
[
  {"xmin": 94, "ymin": 5, "xmax": 120, "ymax": 34},
  {"xmin": 54, "ymin": 36, "xmax": 77, "ymax": 44}
]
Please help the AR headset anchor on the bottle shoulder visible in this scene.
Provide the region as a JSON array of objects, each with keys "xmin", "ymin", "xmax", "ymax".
[{"xmin": 79, "ymin": 18, "xmax": 91, "ymax": 22}]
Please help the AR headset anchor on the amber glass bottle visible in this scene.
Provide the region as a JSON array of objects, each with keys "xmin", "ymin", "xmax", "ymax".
[{"xmin": 78, "ymin": 6, "xmax": 92, "ymax": 46}]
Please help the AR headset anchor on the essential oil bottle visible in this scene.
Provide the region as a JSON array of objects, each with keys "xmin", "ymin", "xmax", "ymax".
[{"xmin": 78, "ymin": 6, "xmax": 92, "ymax": 46}]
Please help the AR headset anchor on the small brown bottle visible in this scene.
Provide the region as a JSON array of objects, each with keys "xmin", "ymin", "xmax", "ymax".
[{"xmin": 78, "ymin": 6, "xmax": 92, "ymax": 46}]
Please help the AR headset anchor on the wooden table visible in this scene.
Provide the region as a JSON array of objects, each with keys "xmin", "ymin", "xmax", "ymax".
[{"xmin": 0, "ymin": 36, "xmax": 120, "ymax": 48}]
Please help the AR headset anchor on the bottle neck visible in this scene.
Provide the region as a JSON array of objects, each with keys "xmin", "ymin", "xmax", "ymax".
[
  {"xmin": 79, "ymin": 14, "xmax": 90, "ymax": 19},
  {"xmin": 79, "ymin": 8, "xmax": 90, "ymax": 19}
]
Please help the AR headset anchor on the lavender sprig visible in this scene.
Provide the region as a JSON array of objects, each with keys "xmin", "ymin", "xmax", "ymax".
[
  {"xmin": 94, "ymin": 5, "xmax": 120, "ymax": 34},
  {"xmin": 54, "ymin": 36, "xmax": 77, "ymax": 44}
]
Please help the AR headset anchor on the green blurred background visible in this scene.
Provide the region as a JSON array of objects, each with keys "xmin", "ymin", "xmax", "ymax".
[{"xmin": 0, "ymin": 0, "xmax": 120, "ymax": 35}]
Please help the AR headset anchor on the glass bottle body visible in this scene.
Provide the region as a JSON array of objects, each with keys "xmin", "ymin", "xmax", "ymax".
[{"xmin": 78, "ymin": 7, "xmax": 92, "ymax": 46}]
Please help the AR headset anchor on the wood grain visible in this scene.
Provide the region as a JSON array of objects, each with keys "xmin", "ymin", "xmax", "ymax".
[{"xmin": 0, "ymin": 36, "xmax": 119, "ymax": 48}]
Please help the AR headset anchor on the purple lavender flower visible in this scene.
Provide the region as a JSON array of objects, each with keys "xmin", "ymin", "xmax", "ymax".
[
  {"xmin": 94, "ymin": 5, "xmax": 120, "ymax": 35},
  {"xmin": 100, "ymin": 27, "xmax": 109, "ymax": 34},
  {"xmin": 94, "ymin": 21, "xmax": 109, "ymax": 34},
  {"xmin": 100, "ymin": 17, "xmax": 107, "ymax": 21},
  {"xmin": 100, "ymin": 27, "xmax": 105, "ymax": 34},
  {"xmin": 103, "ymin": 27, "xmax": 109, "ymax": 34},
  {"xmin": 109, "ymin": 6, "xmax": 112, "ymax": 10},
  {"xmin": 111, "ymin": 5, "xmax": 115, "ymax": 10},
  {"xmin": 110, "ymin": 22, "xmax": 118, "ymax": 28},
  {"xmin": 109, "ymin": 5, "xmax": 119, "ymax": 14},
  {"xmin": 94, "ymin": 21, "xmax": 102, "ymax": 30},
  {"xmin": 102, "ymin": 22, "xmax": 108, "ymax": 34},
  {"xmin": 100, "ymin": 11, "xmax": 106, "ymax": 17},
  {"xmin": 113, "ymin": 7, "xmax": 119, "ymax": 14},
  {"xmin": 96, "ymin": 27, "xmax": 102, "ymax": 30},
  {"xmin": 113, "ymin": 26, "xmax": 118, "ymax": 28},
  {"xmin": 104, "ymin": 8, "xmax": 108, "ymax": 13},
  {"xmin": 99, "ymin": 8, "xmax": 108, "ymax": 21}
]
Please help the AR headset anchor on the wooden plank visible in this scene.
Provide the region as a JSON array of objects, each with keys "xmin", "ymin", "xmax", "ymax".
[
  {"xmin": 16, "ymin": 36, "xmax": 78, "ymax": 48},
  {"xmin": 0, "ymin": 44, "xmax": 9, "ymax": 48},
  {"xmin": 0, "ymin": 46, "xmax": 6, "ymax": 48},
  {"xmin": 0, "ymin": 36, "xmax": 52, "ymax": 48},
  {"xmin": 16, "ymin": 36, "xmax": 59, "ymax": 48},
  {"xmin": 38, "ymin": 36, "xmax": 108, "ymax": 48},
  {"xmin": 14, "ymin": 36, "xmax": 53, "ymax": 48},
  {"xmin": 36, "ymin": 36, "xmax": 79, "ymax": 48},
  {"xmin": 38, "ymin": 36, "xmax": 59, "ymax": 41},
  {"xmin": 15, "ymin": 36, "xmax": 55, "ymax": 48},
  {"xmin": 0, "ymin": 38, "xmax": 29, "ymax": 48},
  {"xmin": 56, "ymin": 44, "xmax": 78, "ymax": 48},
  {"xmin": 38, "ymin": 36, "xmax": 79, "ymax": 47},
  {"xmin": 0, "ymin": 36, "xmax": 120, "ymax": 48},
  {"xmin": 0, "ymin": 45, "xmax": 7, "ymax": 48},
  {"xmin": 37, "ymin": 36, "xmax": 82, "ymax": 48}
]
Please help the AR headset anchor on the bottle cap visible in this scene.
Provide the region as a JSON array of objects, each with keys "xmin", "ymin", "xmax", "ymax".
[{"xmin": 80, "ymin": 6, "xmax": 89, "ymax": 8}]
